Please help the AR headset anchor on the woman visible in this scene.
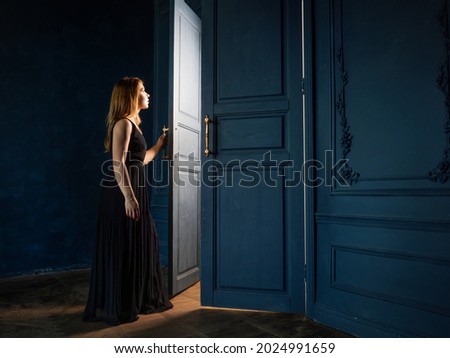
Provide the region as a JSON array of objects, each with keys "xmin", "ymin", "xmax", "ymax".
[{"xmin": 83, "ymin": 77, "xmax": 173, "ymax": 325}]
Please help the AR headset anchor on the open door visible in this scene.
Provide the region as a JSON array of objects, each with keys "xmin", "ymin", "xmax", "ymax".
[
  {"xmin": 201, "ymin": 0, "xmax": 305, "ymax": 313},
  {"xmin": 168, "ymin": 0, "xmax": 202, "ymax": 296}
]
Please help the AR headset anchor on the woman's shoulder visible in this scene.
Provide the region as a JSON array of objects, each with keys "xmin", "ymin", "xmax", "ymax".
[{"xmin": 113, "ymin": 118, "xmax": 133, "ymax": 134}]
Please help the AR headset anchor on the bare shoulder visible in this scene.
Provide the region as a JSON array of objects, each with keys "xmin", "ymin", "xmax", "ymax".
[{"xmin": 113, "ymin": 118, "xmax": 133, "ymax": 137}]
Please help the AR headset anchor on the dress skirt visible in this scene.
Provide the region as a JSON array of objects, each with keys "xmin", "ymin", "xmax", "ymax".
[{"xmin": 83, "ymin": 127, "xmax": 172, "ymax": 325}]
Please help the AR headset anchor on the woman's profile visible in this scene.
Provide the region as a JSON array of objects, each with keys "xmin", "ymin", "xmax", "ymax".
[{"xmin": 83, "ymin": 77, "xmax": 173, "ymax": 325}]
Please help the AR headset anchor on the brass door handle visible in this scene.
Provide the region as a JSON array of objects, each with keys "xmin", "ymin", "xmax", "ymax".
[
  {"xmin": 162, "ymin": 125, "xmax": 169, "ymax": 159},
  {"xmin": 204, "ymin": 114, "xmax": 210, "ymax": 157}
]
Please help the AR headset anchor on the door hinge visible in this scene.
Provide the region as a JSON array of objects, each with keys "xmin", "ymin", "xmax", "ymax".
[
  {"xmin": 304, "ymin": 264, "xmax": 307, "ymax": 281},
  {"xmin": 301, "ymin": 77, "xmax": 305, "ymax": 95}
]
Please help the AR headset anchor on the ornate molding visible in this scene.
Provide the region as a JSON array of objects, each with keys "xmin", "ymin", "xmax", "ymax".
[
  {"xmin": 336, "ymin": 46, "xmax": 360, "ymax": 185},
  {"xmin": 429, "ymin": 2, "xmax": 450, "ymax": 183}
]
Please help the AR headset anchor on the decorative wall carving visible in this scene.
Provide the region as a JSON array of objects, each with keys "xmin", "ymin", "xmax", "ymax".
[
  {"xmin": 429, "ymin": 2, "xmax": 450, "ymax": 183},
  {"xmin": 334, "ymin": 17, "xmax": 360, "ymax": 185}
]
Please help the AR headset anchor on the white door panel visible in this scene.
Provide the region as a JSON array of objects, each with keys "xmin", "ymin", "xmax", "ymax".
[{"xmin": 170, "ymin": 0, "xmax": 201, "ymax": 295}]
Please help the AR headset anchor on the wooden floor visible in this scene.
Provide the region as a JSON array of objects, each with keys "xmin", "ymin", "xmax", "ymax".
[{"xmin": 0, "ymin": 269, "xmax": 350, "ymax": 338}]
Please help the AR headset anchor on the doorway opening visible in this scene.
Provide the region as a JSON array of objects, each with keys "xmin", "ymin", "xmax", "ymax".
[{"xmin": 151, "ymin": 0, "xmax": 202, "ymax": 297}]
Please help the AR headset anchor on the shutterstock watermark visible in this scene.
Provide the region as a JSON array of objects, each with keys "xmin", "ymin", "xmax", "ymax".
[{"xmin": 100, "ymin": 150, "xmax": 352, "ymax": 189}]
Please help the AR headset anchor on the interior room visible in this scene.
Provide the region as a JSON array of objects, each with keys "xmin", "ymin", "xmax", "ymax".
[{"xmin": 0, "ymin": 0, "xmax": 449, "ymax": 338}]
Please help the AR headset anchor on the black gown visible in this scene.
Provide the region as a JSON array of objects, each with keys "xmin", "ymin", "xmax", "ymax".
[{"xmin": 83, "ymin": 120, "xmax": 172, "ymax": 325}]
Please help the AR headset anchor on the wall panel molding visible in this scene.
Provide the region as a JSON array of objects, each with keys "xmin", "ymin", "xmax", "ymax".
[
  {"xmin": 313, "ymin": 302, "xmax": 424, "ymax": 337},
  {"xmin": 331, "ymin": 244, "xmax": 450, "ymax": 317},
  {"xmin": 330, "ymin": 0, "xmax": 450, "ymax": 195},
  {"xmin": 316, "ymin": 213, "xmax": 450, "ymax": 232}
]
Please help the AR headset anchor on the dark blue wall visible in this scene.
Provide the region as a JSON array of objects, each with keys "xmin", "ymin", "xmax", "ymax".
[
  {"xmin": 0, "ymin": 0, "xmax": 155, "ymax": 277},
  {"xmin": 311, "ymin": 0, "xmax": 450, "ymax": 337}
]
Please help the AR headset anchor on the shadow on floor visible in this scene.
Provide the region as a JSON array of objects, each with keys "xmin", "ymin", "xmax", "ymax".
[{"xmin": 0, "ymin": 270, "xmax": 351, "ymax": 338}]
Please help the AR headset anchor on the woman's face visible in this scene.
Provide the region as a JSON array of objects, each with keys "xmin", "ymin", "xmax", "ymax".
[{"xmin": 137, "ymin": 83, "xmax": 150, "ymax": 110}]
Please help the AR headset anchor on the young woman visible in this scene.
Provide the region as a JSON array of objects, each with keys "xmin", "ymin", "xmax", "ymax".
[{"xmin": 83, "ymin": 77, "xmax": 173, "ymax": 325}]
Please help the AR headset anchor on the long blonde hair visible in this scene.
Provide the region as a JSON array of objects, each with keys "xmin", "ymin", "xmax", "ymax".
[{"xmin": 104, "ymin": 77, "xmax": 143, "ymax": 152}]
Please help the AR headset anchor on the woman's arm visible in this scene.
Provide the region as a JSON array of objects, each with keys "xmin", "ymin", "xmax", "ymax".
[
  {"xmin": 144, "ymin": 134, "xmax": 167, "ymax": 165},
  {"xmin": 111, "ymin": 119, "xmax": 140, "ymax": 221}
]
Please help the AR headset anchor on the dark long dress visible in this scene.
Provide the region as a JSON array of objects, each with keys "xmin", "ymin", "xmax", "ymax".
[{"xmin": 83, "ymin": 120, "xmax": 172, "ymax": 325}]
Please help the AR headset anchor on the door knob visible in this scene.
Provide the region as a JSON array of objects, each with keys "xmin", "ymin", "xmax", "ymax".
[{"xmin": 162, "ymin": 125, "xmax": 169, "ymax": 159}]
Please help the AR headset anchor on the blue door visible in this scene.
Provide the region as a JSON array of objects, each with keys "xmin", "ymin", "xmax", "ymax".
[
  {"xmin": 309, "ymin": 0, "xmax": 450, "ymax": 337},
  {"xmin": 201, "ymin": 0, "xmax": 304, "ymax": 313}
]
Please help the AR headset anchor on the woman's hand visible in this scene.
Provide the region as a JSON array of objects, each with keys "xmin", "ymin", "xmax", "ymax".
[
  {"xmin": 144, "ymin": 134, "xmax": 169, "ymax": 164},
  {"xmin": 125, "ymin": 197, "xmax": 140, "ymax": 221},
  {"xmin": 156, "ymin": 134, "xmax": 167, "ymax": 150}
]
